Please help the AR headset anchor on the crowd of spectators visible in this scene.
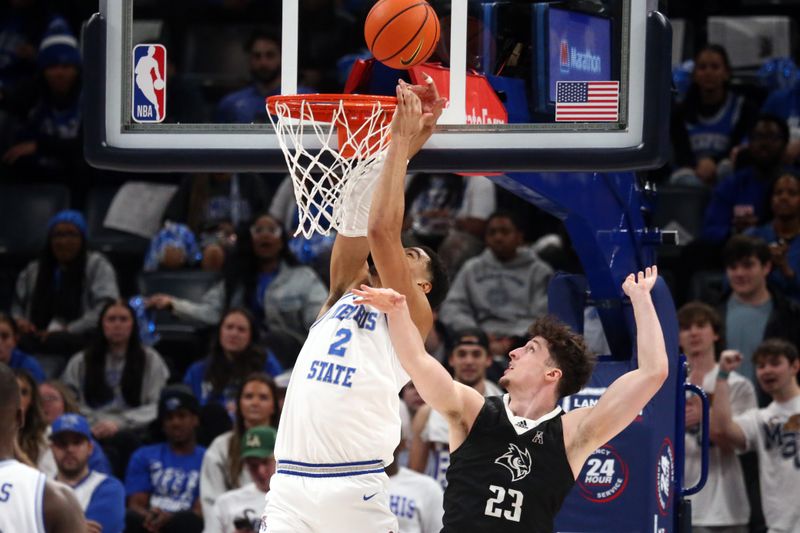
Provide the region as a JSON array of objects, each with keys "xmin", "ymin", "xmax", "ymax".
[{"xmin": 1, "ymin": 1, "xmax": 800, "ymax": 532}]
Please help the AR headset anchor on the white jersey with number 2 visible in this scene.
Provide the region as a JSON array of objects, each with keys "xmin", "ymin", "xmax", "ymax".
[
  {"xmin": 274, "ymin": 292, "xmax": 410, "ymax": 466},
  {"xmin": 0, "ymin": 459, "xmax": 46, "ymax": 533}
]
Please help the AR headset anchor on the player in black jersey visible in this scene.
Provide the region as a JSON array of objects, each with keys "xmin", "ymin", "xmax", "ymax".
[{"xmin": 353, "ymin": 266, "xmax": 668, "ymax": 532}]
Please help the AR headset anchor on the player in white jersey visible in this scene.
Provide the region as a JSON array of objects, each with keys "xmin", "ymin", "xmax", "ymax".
[
  {"xmin": 264, "ymin": 82, "xmax": 447, "ymax": 533},
  {"xmin": 0, "ymin": 362, "xmax": 84, "ymax": 533}
]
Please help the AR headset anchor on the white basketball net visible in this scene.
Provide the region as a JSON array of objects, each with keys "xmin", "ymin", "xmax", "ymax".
[{"xmin": 267, "ymin": 98, "xmax": 394, "ymax": 239}]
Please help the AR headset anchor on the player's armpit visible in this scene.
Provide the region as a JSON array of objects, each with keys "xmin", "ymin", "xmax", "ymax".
[{"xmin": 563, "ymin": 367, "xmax": 667, "ymax": 472}]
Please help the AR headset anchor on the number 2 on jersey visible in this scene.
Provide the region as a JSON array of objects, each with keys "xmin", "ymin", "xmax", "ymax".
[
  {"xmin": 328, "ymin": 328, "xmax": 352, "ymax": 357},
  {"xmin": 484, "ymin": 485, "xmax": 523, "ymax": 522}
]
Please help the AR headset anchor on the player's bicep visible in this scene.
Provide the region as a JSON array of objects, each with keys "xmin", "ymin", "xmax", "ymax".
[{"xmin": 573, "ymin": 370, "xmax": 662, "ymax": 452}]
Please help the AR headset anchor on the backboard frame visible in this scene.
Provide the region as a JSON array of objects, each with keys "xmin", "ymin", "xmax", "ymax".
[{"xmin": 84, "ymin": 0, "xmax": 672, "ymax": 173}]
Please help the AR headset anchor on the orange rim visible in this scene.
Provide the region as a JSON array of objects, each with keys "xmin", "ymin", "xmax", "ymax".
[{"xmin": 266, "ymin": 94, "xmax": 397, "ymax": 122}]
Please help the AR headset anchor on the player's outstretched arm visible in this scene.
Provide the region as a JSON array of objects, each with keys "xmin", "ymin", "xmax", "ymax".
[
  {"xmin": 354, "ymin": 285, "xmax": 484, "ymax": 423},
  {"xmin": 401, "ymin": 75, "xmax": 445, "ymax": 158},
  {"xmin": 368, "ymin": 85, "xmax": 435, "ymax": 336},
  {"xmin": 709, "ymin": 351, "xmax": 748, "ymax": 450},
  {"xmin": 565, "ymin": 267, "xmax": 669, "ymax": 465}
]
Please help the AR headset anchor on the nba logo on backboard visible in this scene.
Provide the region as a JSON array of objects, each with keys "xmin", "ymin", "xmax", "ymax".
[
  {"xmin": 132, "ymin": 44, "xmax": 166, "ymax": 123},
  {"xmin": 559, "ymin": 39, "xmax": 570, "ymax": 73}
]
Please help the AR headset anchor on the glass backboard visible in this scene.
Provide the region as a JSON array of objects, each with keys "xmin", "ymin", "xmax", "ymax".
[{"xmin": 84, "ymin": 0, "xmax": 672, "ymax": 173}]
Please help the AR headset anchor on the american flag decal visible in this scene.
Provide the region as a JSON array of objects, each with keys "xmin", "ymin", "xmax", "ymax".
[{"xmin": 555, "ymin": 81, "xmax": 619, "ymax": 122}]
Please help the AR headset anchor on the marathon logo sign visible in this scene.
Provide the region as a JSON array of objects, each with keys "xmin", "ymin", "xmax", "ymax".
[{"xmin": 559, "ymin": 39, "xmax": 603, "ymax": 74}]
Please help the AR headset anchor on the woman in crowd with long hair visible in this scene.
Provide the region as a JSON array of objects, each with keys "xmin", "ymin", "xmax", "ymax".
[
  {"xmin": 183, "ymin": 308, "xmax": 282, "ymax": 414},
  {"xmin": 61, "ymin": 299, "xmax": 169, "ymax": 476},
  {"xmin": 199, "ymin": 372, "xmax": 279, "ymax": 525},
  {"xmin": 14, "ymin": 368, "xmax": 50, "ymax": 471}
]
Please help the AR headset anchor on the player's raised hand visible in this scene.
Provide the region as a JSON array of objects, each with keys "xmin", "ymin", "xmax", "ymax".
[
  {"xmin": 353, "ymin": 284, "xmax": 407, "ymax": 314},
  {"xmin": 400, "ymin": 74, "xmax": 446, "ymax": 128},
  {"xmin": 391, "ymin": 84, "xmax": 424, "ymax": 140},
  {"xmin": 621, "ymin": 266, "xmax": 658, "ymax": 299}
]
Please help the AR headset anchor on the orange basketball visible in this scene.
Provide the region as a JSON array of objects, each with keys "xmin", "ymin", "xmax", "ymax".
[{"xmin": 364, "ymin": 0, "xmax": 440, "ymax": 70}]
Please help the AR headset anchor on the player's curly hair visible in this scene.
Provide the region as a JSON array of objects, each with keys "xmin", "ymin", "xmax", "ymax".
[{"xmin": 529, "ymin": 316, "xmax": 595, "ymax": 399}]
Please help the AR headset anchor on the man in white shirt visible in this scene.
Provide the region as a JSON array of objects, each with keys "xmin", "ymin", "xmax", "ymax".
[
  {"xmin": 386, "ymin": 438, "xmax": 443, "ymax": 533},
  {"xmin": 711, "ymin": 338, "xmax": 800, "ymax": 533},
  {"xmin": 208, "ymin": 426, "xmax": 276, "ymax": 533},
  {"xmin": 409, "ymin": 329, "xmax": 503, "ymax": 488},
  {"xmin": 678, "ymin": 302, "xmax": 757, "ymax": 533}
]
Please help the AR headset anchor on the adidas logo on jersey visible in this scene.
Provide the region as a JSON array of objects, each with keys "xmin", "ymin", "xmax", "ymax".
[{"xmin": 515, "ymin": 420, "xmax": 528, "ymax": 429}]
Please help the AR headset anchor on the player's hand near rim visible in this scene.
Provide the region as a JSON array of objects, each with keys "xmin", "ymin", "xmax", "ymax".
[{"xmin": 399, "ymin": 74, "xmax": 445, "ymax": 156}]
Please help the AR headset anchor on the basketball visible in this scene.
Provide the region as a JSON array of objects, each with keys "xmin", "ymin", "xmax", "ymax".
[
  {"xmin": 153, "ymin": 79, "xmax": 165, "ymax": 90},
  {"xmin": 364, "ymin": 0, "xmax": 440, "ymax": 70}
]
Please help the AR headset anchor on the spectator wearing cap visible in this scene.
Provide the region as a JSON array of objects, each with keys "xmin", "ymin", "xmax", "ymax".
[
  {"xmin": 3, "ymin": 30, "xmax": 87, "ymax": 200},
  {"xmin": 408, "ymin": 329, "xmax": 503, "ymax": 490},
  {"xmin": 439, "ymin": 211, "xmax": 552, "ymax": 359},
  {"xmin": 50, "ymin": 413, "xmax": 126, "ymax": 533},
  {"xmin": 39, "ymin": 379, "xmax": 113, "ymax": 475},
  {"xmin": 125, "ymin": 387, "xmax": 205, "ymax": 533},
  {"xmin": 12, "ymin": 210, "xmax": 119, "ymax": 358},
  {"xmin": 206, "ymin": 426, "xmax": 277, "ymax": 533}
]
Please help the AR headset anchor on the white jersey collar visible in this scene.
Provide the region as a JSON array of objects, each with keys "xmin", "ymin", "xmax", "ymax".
[{"xmin": 503, "ymin": 393, "xmax": 562, "ymax": 435}]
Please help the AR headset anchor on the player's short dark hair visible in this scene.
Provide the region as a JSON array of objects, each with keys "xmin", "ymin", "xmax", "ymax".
[
  {"xmin": 419, "ymin": 244, "xmax": 449, "ymax": 310},
  {"xmin": 0, "ymin": 362, "xmax": 20, "ymax": 411},
  {"xmin": 245, "ymin": 27, "xmax": 281, "ymax": 53},
  {"xmin": 752, "ymin": 338, "xmax": 799, "ymax": 365},
  {"xmin": 722, "ymin": 234, "xmax": 771, "ymax": 267},
  {"xmin": 529, "ymin": 316, "xmax": 594, "ymax": 399},
  {"xmin": 677, "ymin": 301, "xmax": 724, "ymax": 355}
]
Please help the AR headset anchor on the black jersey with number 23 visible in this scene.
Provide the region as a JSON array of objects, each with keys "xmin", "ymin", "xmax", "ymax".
[{"xmin": 441, "ymin": 396, "xmax": 575, "ymax": 533}]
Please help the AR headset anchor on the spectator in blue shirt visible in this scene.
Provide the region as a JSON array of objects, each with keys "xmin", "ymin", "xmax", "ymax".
[
  {"xmin": 184, "ymin": 308, "xmax": 282, "ymax": 415},
  {"xmin": 0, "ymin": 313, "xmax": 45, "ymax": 382},
  {"xmin": 746, "ymin": 173, "xmax": 800, "ymax": 301},
  {"xmin": 702, "ymin": 115, "xmax": 793, "ymax": 244},
  {"xmin": 761, "ymin": 80, "xmax": 800, "ymax": 164},
  {"xmin": 125, "ymin": 387, "xmax": 205, "ymax": 533},
  {"xmin": 215, "ymin": 27, "xmax": 312, "ymax": 124},
  {"xmin": 50, "ymin": 413, "xmax": 125, "ymax": 533},
  {"xmin": 671, "ymin": 44, "xmax": 758, "ymax": 186}
]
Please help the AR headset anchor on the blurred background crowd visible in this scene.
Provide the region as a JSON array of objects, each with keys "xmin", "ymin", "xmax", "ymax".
[{"xmin": 1, "ymin": 0, "xmax": 800, "ymax": 532}]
